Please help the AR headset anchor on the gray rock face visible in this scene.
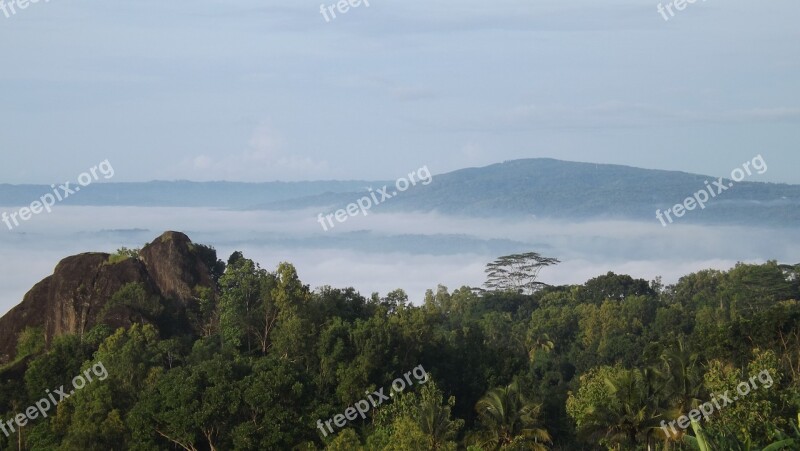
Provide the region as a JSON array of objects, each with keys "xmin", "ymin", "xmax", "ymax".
[{"xmin": 0, "ymin": 231, "xmax": 214, "ymax": 364}]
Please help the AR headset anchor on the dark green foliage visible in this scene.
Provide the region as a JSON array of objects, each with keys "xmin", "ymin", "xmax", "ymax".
[
  {"xmin": 99, "ymin": 282, "xmax": 164, "ymax": 324},
  {"xmin": 14, "ymin": 328, "xmax": 45, "ymax": 361},
  {"xmin": 1, "ymin": 257, "xmax": 799, "ymax": 450},
  {"xmin": 576, "ymin": 272, "xmax": 656, "ymax": 304},
  {"xmin": 190, "ymin": 243, "xmax": 226, "ymax": 284}
]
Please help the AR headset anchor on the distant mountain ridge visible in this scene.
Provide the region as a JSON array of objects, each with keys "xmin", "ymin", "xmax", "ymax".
[
  {"xmin": 253, "ymin": 159, "xmax": 800, "ymax": 226},
  {"xmin": 1, "ymin": 159, "xmax": 797, "ymax": 226},
  {"xmin": 383, "ymin": 158, "xmax": 799, "ymax": 223},
  {"xmin": 0, "ymin": 180, "xmax": 381, "ymax": 209}
]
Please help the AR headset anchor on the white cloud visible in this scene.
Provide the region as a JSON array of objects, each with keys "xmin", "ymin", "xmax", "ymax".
[
  {"xmin": 193, "ymin": 155, "xmax": 213, "ymax": 169},
  {"xmin": 184, "ymin": 120, "xmax": 328, "ymax": 181}
]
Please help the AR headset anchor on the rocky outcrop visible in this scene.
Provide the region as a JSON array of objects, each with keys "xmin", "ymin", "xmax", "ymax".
[
  {"xmin": 140, "ymin": 231, "xmax": 214, "ymax": 304},
  {"xmin": 0, "ymin": 231, "xmax": 216, "ymax": 364}
]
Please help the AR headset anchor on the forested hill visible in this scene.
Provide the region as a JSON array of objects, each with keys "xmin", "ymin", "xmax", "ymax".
[
  {"xmin": 1, "ymin": 159, "xmax": 798, "ymax": 226},
  {"xmin": 256, "ymin": 159, "xmax": 800, "ymax": 226},
  {"xmin": 0, "ymin": 233, "xmax": 798, "ymax": 449}
]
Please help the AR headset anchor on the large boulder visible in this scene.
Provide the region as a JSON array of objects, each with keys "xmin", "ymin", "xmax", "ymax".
[{"xmin": 0, "ymin": 231, "xmax": 216, "ymax": 364}]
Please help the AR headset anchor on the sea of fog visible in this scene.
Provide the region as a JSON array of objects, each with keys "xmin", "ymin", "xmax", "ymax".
[{"xmin": 1, "ymin": 206, "xmax": 798, "ymax": 316}]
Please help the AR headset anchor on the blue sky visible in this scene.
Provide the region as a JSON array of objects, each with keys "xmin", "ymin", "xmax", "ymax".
[{"xmin": 0, "ymin": 0, "xmax": 798, "ymax": 183}]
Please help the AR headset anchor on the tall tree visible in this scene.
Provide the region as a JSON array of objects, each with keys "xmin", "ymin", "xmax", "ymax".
[
  {"xmin": 218, "ymin": 255, "xmax": 280, "ymax": 354},
  {"xmin": 484, "ymin": 253, "xmax": 560, "ymax": 295}
]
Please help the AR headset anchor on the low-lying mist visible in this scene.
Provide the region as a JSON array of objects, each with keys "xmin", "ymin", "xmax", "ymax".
[{"xmin": 1, "ymin": 206, "xmax": 797, "ymax": 315}]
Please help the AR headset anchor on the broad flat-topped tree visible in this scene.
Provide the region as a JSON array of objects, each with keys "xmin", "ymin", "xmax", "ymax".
[{"xmin": 484, "ymin": 252, "xmax": 560, "ymax": 295}]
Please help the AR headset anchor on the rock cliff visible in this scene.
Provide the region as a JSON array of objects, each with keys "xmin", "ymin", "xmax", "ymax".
[{"xmin": 0, "ymin": 231, "xmax": 216, "ymax": 364}]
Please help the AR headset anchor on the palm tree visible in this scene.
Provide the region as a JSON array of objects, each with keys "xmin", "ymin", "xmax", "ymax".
[
  {"xmin": 660, "ymin": 339, "xmax": 705, "ymax": 414},
  {"xmin": 580, "ymin": 368, "xmax": 665, "ymax": 450},
  {"xmin": 528, "ymin": 333, "xmax": 555, "ymax": 365},
  {"xmin": 474, "ymin": 379, "xmax": 551, "ymax": 450},
  {"xmin": 683, "ymin": 419, "xmax": 797, "ymax": 451},
  {"xmin": 658, "ymin": 340, "xmax": 706, "ymax": 446},
  {"xmin": 417, "ymin": 391, "xmax": 463, "ymax": 450}
]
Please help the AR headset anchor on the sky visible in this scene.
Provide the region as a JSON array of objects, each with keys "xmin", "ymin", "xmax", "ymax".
[{"xmin": 0, "ymin": 0, "xmax": 798, "ymax": 184}]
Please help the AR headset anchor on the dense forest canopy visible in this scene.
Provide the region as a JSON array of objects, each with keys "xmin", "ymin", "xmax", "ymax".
[{"xmin": 0, "ymin": 244, "xmax": 798, "ymax": 450}]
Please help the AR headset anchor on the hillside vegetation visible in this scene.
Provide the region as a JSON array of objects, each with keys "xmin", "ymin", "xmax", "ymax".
[{"xmin": 0, "ymin": 242, "xmax": 798, "ymax": 450}]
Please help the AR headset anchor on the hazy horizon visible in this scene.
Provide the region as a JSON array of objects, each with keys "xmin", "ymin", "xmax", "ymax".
[
  {"xmin": 0, "ymin": 156, "xmax": 796, "ymax": 185},
  {"xmin": 2, "ymin": 206, "xmax": 797, "ymax": 316}
]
